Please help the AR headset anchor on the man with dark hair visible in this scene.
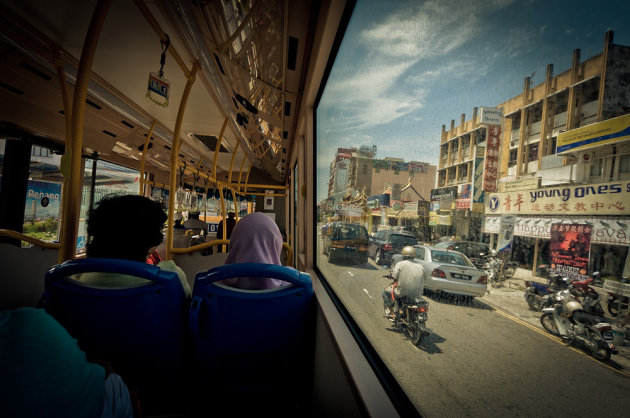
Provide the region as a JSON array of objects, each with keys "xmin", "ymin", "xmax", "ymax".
[
  {"xmin": 79, "ymin": 194, "xmax": 190, "ymax": 297},
  {"xmin": 216, "ymin": 212, "xmax": 236, "ymax": 240}
]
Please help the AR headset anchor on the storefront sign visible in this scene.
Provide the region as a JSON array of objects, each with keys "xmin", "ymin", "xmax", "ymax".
[
  {"xmin": 479, "ymin": 107, "xmax": 503, "ymax": 125},
  {"xmin": 483, "ymin": 125, "xmax": 501, "ymax": 192},
  {"xmin": 486, "ymin": 180, "xmax": 630, "ymax": 216},
  {"xmin": 431, "ymin": 186, "xmax": 458, "ymax": 201},
  {"xmin": 499, "ymin": 177, "xmax": 540, "ymax": 192},
  {"xmin": 456, "ymin": 198, "xmax": 471, "ymax": 210},
  {"xmin": 557, "ymin": 113, "xmax": 630, "ymax": 154},
  {"xmin": 497, "ymin": 215, "xmax": 515, "ymax": 253},
  {"xmin": 549, "ymin": 222, "xmax": 592, "ymax": 280}
]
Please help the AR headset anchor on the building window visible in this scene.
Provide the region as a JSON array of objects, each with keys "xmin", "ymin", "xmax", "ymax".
[
  {"xmin": 619, "ymin": 154, "xmax": 630, "ymax": 174},
  {"xmin": 590, "ymin": 157, "xmax": 604, "ymax": 179},
  {"xmin": 528, "ymin": 144, "xmax": 538, "ymax": 162},
  {"xmin": 508, "ymin": 149, "xmax": 518, "ymax": 166}
]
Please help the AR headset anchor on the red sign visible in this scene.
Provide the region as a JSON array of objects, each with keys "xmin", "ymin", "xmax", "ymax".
[
  {"xmin": 549, "ymin": 222, "xmax": 592, "ymax": 280},
  {"xmin": 456, "ymin": 198, "xmax": 471, "ymax": 209},
  {"xmin": 483, "ymin": 125, "xmax": 501, "ymax": 192}
]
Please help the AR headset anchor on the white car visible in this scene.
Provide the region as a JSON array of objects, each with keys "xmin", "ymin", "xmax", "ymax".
[{"xmin": 391, "ymin": 245, "xmax": 488, "ymax": 298}]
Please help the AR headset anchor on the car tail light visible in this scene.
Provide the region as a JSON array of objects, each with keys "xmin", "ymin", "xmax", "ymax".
[
  {"xmin": 383, "ymin": 243, "xmax": 392, "ymax": 251},
  {"xmin": 477, "ymin": 275, "xmax": 487, "ymax": 284},
  {"xmin": 417, "ymin": 305, "xmax": 428, "ymax": 313},
  {"xmin": 332, "ymin": 242, "xmax": 344, "ymax": 249},
  {"xmin": 359, "ymin": 245, "xmax": 368, "ymax": 251},
  {"xmin": 432, "ymin": 268, "xmax": 446, "ymax": 278}
]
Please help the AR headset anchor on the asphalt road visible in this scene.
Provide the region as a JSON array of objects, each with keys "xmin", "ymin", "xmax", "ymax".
[{"xmin": 316, "ymin": 241, "xmax": 630, "ymax": 417}]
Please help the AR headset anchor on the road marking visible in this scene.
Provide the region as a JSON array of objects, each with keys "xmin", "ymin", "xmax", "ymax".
[
  {"xmin": 493, "ymin": 308, "xmax": 630, "ymax": 377},
  {"xmin": 348, "ymin": 271, "xmax": 354, "ymax": 277},
  {"xmin": 362, "ymin": 288, "xmax": 372, "ymax": 299}
]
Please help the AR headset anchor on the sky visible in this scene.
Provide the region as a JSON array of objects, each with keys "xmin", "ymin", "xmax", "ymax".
[{"xmin": 316, "ymin": 0, "xmax": 630, "ymax": 202}]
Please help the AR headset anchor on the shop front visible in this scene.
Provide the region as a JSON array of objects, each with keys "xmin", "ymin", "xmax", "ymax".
[{"xmin": 484, "ymin": 188, "xmax": 630, "ymax": 278}]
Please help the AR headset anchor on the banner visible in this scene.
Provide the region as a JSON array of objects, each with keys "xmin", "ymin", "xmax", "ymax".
[
  {"xmin": 497, "ymin": 215, "xmax": 515, "ymax": 253},
  {"xmin": 549, "ymin": 222, "xmax": 592, "ymax": 280},
  {"xmin": 557, "ymin": 113, "xmax": 630, "ymax": 154},
  {"xmin": 483, "ymin": 125, "xmax": 501, "ymax": 192}
]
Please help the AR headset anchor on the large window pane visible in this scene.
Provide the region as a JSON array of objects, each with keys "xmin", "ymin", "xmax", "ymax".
[{"xmin": 316, "ymin": 1, "xmax": 630, "ymax": 415}]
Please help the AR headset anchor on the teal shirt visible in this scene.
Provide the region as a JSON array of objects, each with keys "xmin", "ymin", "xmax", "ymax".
[{"xmin": 0, "ymin": 308, "xmax": 106, "ymax": 418}]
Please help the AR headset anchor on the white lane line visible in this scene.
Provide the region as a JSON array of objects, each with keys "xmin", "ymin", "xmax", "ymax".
[
  {"xmin": 362, "ymin": 288, "xmax": 372, "ymax": 299},
  {"xmin": 348, "ymin": 271, "xmax": 354, "ymax": 276}
]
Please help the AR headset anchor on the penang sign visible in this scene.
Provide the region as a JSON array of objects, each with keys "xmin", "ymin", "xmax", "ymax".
[{"xmin": 486, "ymin": 180, "xmax": 630, "ymax": 216}]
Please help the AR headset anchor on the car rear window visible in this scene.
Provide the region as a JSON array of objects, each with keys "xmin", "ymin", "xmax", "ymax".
[
  {"xmin": 390, "ymin": 234, "xmax": 416, "ymax": 246},
  {"xmin": 333, "ymin": 224, "xmax": 368, "ymax": 240},
  {"xmin": 431, "ymin": 250, "xmax": 474, "ymax": 267}
]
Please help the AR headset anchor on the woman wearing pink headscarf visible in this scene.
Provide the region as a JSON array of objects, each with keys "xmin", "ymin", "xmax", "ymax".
[{"xmin": 220, "ymin": 212, "xmax": 288, "ymax": 290}]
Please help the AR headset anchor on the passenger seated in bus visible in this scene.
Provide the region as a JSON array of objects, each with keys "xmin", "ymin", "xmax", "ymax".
[
  {"xmin": 0, "ymin": 307, "xmax": 133, "ymax": 418},
  {"xmin": 183, "ymin": 210, "xmax": 208, "ymax": 233},
  {"xmin": 76, "ymin": 195, "xmax": 191, "ymax": 298},
  {"xmin": 219, "ymin": 212, "xmax": 289, "ymax": 290}
]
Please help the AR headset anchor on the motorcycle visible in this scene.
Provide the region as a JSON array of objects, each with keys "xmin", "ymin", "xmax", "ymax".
[
  {"xmin": 540, "ymin": 292, "xmax": 618, "ymax": 362},
  {"xmin": 384, "ymin": 274, "xmax": 430, "ymax": 346},
  {"xmin": 570, "ymin": 274, "xmax": 605, "ymax": 316},
  {"xmin": 483, "ymin": 251, "xmax": 518, "ymax": 287},
  {"xmin": 524, "ymin": 280, "xmax": 558, "ymax": 311},
  {"xmin": 606, "ymin": 276, "xmax": 629, "ymax": 317}
]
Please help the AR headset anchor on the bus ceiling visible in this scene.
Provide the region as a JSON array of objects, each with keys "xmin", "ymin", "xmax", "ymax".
[{"xmin": 0, "ymin": 0, "xmax": 316, "ymax": 184}]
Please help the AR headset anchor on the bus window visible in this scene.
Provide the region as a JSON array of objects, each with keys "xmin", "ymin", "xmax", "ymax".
[{"xmin": 316, "ymin": 0, "xmax": 630, "ymax": 416}]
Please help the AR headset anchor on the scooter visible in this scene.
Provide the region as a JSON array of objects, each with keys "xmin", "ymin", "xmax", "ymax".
[
  {"xmin": 540, "ymin": 292, "xmax": 617, "ymax": 362},
  {"xmin": 570, "ymin": 274, "xmax": 605, "ymax": 316},
  {"xmin": 384, "ymin": 275, "xmax": 430, "ymax": 347}
]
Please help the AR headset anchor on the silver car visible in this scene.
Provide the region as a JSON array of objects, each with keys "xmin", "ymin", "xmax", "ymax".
[{"xmin": 391, "ymin": 245, "xmax": 488, "ymax": 298}]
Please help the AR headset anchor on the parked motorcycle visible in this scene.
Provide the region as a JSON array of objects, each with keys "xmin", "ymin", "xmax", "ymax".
[
  {"xmin": 384, "ymin": 274, "xmax": 430, "ymax": 346},
  {"xmin": 570, "ymin": 274, "xmax": 605, "ymax": 316},
  {"xmin": 524, "ymin": 280, "xmax": 559, "ymax": 311},
  {"xmin": 484, "ymin": 252, "xmax": 518, "ymax": 287},
  {"xmin": 606, "ymin": 277, "xmax": 629, "ymax": 317},
  {"xmin": 540, "ymin": 292, "xmax": 617, "ymax": 362}
]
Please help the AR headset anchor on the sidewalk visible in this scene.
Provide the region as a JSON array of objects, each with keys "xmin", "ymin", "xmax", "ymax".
[{"xmin": 479, "ymin": 268, "xmax": 630, "ymax": 372}]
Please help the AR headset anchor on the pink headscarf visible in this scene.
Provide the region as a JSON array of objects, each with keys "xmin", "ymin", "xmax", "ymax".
[{"xmin": 220, "ymin": 212, "xmax": 286, "ymax": 290}]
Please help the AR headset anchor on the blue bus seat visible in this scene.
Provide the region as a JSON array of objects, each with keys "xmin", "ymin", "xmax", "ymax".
[
  {"xmin": 189, "ymin": 263, "xmax": 314, "ymax": 394},
  {"xmin": 40, "ymin": 258, "xmax": 189, "ymax": 388}
]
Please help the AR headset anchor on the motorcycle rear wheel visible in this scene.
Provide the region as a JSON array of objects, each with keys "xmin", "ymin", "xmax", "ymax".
[
  {"xmin": 607, "ymin": 298, "xmax": 622, "ymax": 317},
  {"xmin": 587, "ymin": 332, "xmax": 612, "ymax": 362},
  {"xmin": 404, "ymin": 312, "xmax": 423, "ymax": 346},
  {"xmin": 540, "ymin": 313, "xmax": 560, "ymax": 336}
]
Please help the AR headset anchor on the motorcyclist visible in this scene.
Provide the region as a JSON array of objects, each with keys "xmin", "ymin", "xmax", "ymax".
[{"xmin": 383, "ymin": 246, "xmax": 426, "ymax": 320}]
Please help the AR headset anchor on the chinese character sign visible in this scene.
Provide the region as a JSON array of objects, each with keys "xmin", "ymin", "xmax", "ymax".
[
  {"xmin": 483, "ymin": 126, "xmax": 501, "ymax": 192},
  {"xmin": 549, "ymin": 222, "xmax": 592, "ymax": 281}
]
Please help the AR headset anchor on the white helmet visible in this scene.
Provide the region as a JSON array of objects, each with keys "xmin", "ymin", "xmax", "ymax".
[
  {"xmin": 401, "ymin": 246, "xmax": 416, "ymax": 259},
  {"xmin": 562, "ymin": 298, "xmax": 582, "ymax": 315}
]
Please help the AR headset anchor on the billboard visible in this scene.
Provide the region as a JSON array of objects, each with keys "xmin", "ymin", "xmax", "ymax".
[
  {"xmin": 557, "ymin": 113, "xmax": 630, "ymax": 154},
  {"xmin": 549, "ymin": 222, "xmax": 592, "ymax": 280}
]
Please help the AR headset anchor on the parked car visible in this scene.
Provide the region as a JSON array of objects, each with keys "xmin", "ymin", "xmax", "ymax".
[
  {"xmin": 391, "ymin": 245, "xmax": 488, "ymax": 298},
  {"xmin": 368, "ymin": 230, "xmax": 418, "ymax": 266},
  {"xmin": 432, "ymin": 240, "xmax": 490, "ymax": 269},
  {"xmin": 322, "ymin": 222, "xmax": 369, "ymax": 265}
]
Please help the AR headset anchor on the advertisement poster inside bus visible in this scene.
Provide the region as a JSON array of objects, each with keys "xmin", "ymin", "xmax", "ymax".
[{"xmin": 549, "ymin": 222, "xmax": 592, "ymax": 280}]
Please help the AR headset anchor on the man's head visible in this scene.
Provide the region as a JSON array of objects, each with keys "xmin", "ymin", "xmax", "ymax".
[
  {"xmin": 86, "ymin": 194, "xmax": 166, "ymax": 261},
  {"xmin": 401, "ymin": 246, "xmax": 416, "ymax": 260},
  {"xmin": 228, "ymin": 212, "xmax": 235, "ymax": 219},
  {"xmin": 189, "ymin": 211, "xmax": 200, "ymax": 219}
]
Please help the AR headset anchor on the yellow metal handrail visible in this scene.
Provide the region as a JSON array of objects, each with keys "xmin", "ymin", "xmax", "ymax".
[
  {"xmin": 0, "ymin": 229, "xmax": 61, "ymax": 249},
  {"xmin": 169, "ymin": 240, "xmax": 294, "ymax": 267}
]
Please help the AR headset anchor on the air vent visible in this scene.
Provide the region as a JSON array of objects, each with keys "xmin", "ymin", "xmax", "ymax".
[
  {"xmin": 213, "ymin": 53, "xmax": 225, "ymax": 75},
  {"xmin": 19, "ymin": 62, "xmax": 51, "ymax": 80},
  {"xmin": 284, "ymin": 101, "xmax": 291, "ymax": 117},
  {"xmin": 86, "ymin": 99, "xmax": 102, "ymax": 110},
  {"xmin": 287, "ymin": 37, "xmax": 298, "ymax": 71},
  {"xmin": 59, "ymin": 110, "xmax": 64, "ymax": 115},
  {"xmin": 121, "ymin": 120, "xmax": 134, "ymax": 129},
  {"xmin": 102, "ymin": 130, "xmax": 117, "ymax": 138},
  {"xmin": 0, "ymin": 81, "xmax": 24, "ymax": 95},
  {"xmin": 164, "ymin": 145, "xmax": 171, "ymax": 150},
  {"xmin": 283, "ymin": 131, "xmax": 288, "ymax": 139},
  {"xmin": 195, "ymin": 135, "xmax": 229, "ymax": 152}
]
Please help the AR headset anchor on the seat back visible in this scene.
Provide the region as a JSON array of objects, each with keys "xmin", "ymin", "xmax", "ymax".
[
  {"xmin": 189, "ymin": 263, "xmax": 314, "ymax": 392},
  {"xmin": 41, "ymin": 258, "xmax": 188, "ymax": 385}
]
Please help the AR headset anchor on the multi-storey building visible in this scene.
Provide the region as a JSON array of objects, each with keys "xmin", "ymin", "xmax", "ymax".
[
  {"xmin": 483, "ymin": 31, "xmax": 630, "ymax": 277},
  {"xmin": 434, "ymin": 108, "xmax": 490, "ymax": 241},
  {"xmin": 326, "ymin": 146, "xmax": 436, "ymax": 232}
]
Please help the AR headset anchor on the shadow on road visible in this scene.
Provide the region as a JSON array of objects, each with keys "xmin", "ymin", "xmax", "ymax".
[
  {"xmin": 417, "ymin": 332, "xmax": 445, "ymax": 354},
  {"xmin": 424, "ymin": 290, "xmax": 492, "ymax": 311}
]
